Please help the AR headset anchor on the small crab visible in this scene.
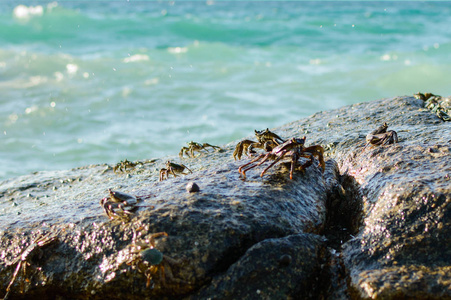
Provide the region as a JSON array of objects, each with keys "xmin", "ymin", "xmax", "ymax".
[
  {"xmin": 100, "ymin": 189, "xmax": 153, "ymax": 220},
  {"xmin": 124, "ymin": 232, "xmax": 186, "ymax": 288},
  {"xmin": 233, "ymin": 128, "xmax": 285, "ymax": 160},
  {"xmin": 113, "ymin": 159, "xmax": 140, "ymax": 173},
  {"xmin": 179, "ymin": 141, "xmax": 221, "ymax": 158},
  {"xmin": 365, "ymin": 123, "xmax": 398, "ymax": 147},
  {"xmin": 414, "ymin": 92, "xmax": 436, "ymax": 101},
  {"xmin": 238, "ymin": 137, "xmax": 325, "ymax": 180},
  {"xmin": 2, "ymin": 230, "xmax": 60, "ymax": 300},
  {"xmin": 159, "ymin": 161, "xmax": 192, "ymax": 181}
]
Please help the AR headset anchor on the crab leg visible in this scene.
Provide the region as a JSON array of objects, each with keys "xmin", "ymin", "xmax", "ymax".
[
  {"xmin": 289, "ymin": 152, "xmax": 300, "ymax": 180},
  {"xmin": 391, "ymin": 131, "xmax": 399, "ymax": 143},
  {"xmin": 147, "ymin": 232, "xmax": 169, "ymax": 247},
  {"xmin": 169, "ymin": 168, "xmax": 178, "ymax": 178},
  {"xmin": 239, "ymin": 153, "xmax": 274, "ymax": 177},
  {"xmin": 3, "ymin": 261, "xmax": 23, "ymax": 300},
  {"xmin": 260, "ymin": 151, "xmax": 289, "ymax": 178},
  {"xmin": 159, "ymin": 169, "xmax": 168, "ymax": 181},
  {"xmin": 182, "ymin": 164, "xmax": 192, "ymax": 173},
  {"xmin": 238, "ymin": 153, "xmax": 265, "ymax": 173},
  {"xmin": 382, "ymin": 130, "xmax": 398, "ymax": 145},
  {"xmin": 304, "ymin": 145, "xmax": 325, "ymax": 171},
  {"xmin": 233, "ymin": 140, "xmax": 254, "ymax": 160},
  {"xmin": 118, "ymin": 203, "xmax": 136, "ymax": 215},
  {"xmin": 299, "ymin": 153, "xmax": 314, "ymax": 171},
  {"xmin": 203, "ymin": 143, "xmax": 221, "ymax": 151},
  {"xmin": 243, "ymin": 152, "xmax": 277, "ymax": 177}
]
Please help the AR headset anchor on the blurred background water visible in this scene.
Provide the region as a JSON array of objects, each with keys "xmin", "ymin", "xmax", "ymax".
[{"xmin": 1, "ymin": 1, "xmax": 450, "ymax": 180}]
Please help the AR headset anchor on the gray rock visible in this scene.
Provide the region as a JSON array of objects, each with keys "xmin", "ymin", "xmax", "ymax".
[
  {"xmin": 192, "ymin": 233, "xmax": 326, "ymax": 299},
  {"xmin": 1, "ymin": 95, "xmax": 450, "ymax": 299},
  {"xmin": 336, "ymin": 99, "xmax": 451, "ymax": 299},
  {"xmin": 279, "ymin": 95, "xmax": 451, "ymax": 299},
  {"xmin": 0, "ymin": 139, "xmax": 335, "ymax": 299}
]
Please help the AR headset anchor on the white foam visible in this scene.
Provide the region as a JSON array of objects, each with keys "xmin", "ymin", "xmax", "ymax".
[
  {"xmin": 13, "ymin": 5, "xmax": 44, "ymax": 19},
  {"xmin": 168, "ymin": 47, "xmax": 188, "ymax": 54},
  {"xmin": 123, "ymin": 54, "xmax": 149, "ymax": 63},
  {"xmin": 54, "ymin": 72, "xmax": 64, "ymax": 82},
  {"xmin": 66, "ymin": 63, "xmax": 79, "ymax": 75},
  {"xmin": 47, "ymin": 2, "xmax": 58, "ymax": 12}
]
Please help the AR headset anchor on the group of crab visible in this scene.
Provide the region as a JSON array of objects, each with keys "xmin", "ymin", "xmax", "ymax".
[
  {"xmin": 159, "ymin": 129, "xmax": 327, "ymax": 182},
  {"xmin": 233, "ymin": 123, "xmax": 398, "ymax": 179},
  {"xmin": 104, "ymin": 123, "xmax": 398, "ymax": 222},
  {"xmin": 92, "ymin": 122, "xmax": 398, "ymax": 293},
  {"xmin": 233, "ymin": 128, "xmax": 325, "ymax": 180},
  {"xmin": 415, "ymin": 92, "xmax": 451, "ymax": 122},
  {"xmin": 1, "ymin": 118, "xmax": 401, "ymax": 299},
  {"xmin": 159, "ymin": 141, "xmax": 221, "ymax": 181}
]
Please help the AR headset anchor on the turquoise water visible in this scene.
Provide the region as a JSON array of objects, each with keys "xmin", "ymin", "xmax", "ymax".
[{"xmin": 1, "ymin": 1, "xmax": 450, "ymax": 180}]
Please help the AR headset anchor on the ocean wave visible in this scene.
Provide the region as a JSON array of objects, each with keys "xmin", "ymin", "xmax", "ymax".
[
  {"xmin": 13, "ymin": 4, "xmax": 44, "ymax": 19},
  {"xmin": 123, "ymin": 54, "xmax": 150, "ymax": 63},
  {"xmin": 1, "ymin": 1, "xmax": 451, "ymax": 180}
]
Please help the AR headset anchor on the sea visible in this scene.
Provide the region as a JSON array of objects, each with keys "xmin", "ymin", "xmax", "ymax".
[{"xmin": 1, "ymin": 1, "xmax": 451, "ymax": 180}]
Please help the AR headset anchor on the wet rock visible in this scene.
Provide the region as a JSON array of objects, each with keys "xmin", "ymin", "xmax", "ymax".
[
  {"xmin": 1, "ymin": 95, "xmax": 450, "ymax": 299},
  {"xmin": 192, "ymin": 233, "xmax": 326, "ymax": 299},
  {"xmin": 337, "ymin": 108, "xmax": 451, "ymax": 298},
  {"xmin": 279, "ymin": 95, "xmax": 451, "ymax": 299},
  {"xmin": 0, "ymin": 142, "xmax": 335, "ymax": 298}
]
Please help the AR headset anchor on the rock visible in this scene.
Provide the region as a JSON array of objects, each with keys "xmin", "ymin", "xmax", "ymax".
[
  {"xmin": 336, "ymin": 99, "xmax": 451, "ymax": 299},
  {"xmin": 0, "ymin": 140, "xmax": 335, "ymax": 299},
  {"xmin": 185, "ymin": 182, "xmax": 200, "ymax": 193},
  {"xmin": 279, "ymin": 95, "xmax": 451, "ymax": 299},
  {"xmin": 1, "ymin": 95, "xmax": 450, "ymax": 299},
  {"xmin": 192, "ymin": 233, "xmax": 326, "ymax": 299}
]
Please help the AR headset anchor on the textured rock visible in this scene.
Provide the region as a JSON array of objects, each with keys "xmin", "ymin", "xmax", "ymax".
[
  {"xmin": 1, "ymin": 94, "xmax": 450, "ymax": 299},
  {"xmin": 0, "ymin": 136, "xmax": 335, "ymax": 299},
  {"xmin": 279, "ymin": 95, "xmax": 451, "ymax": 299},
  {"xmin": 193, "ymin": 233, "xmax": 326, "ymax": 299}
]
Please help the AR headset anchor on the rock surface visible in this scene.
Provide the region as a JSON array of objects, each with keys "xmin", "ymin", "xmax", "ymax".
[
  {"xmin": 278, "ymin": 95, "xmax": 451, "ymax": 299},
  {"xmin": 0, "ymin": 95, "xmax": 450, "ymax": 299}
]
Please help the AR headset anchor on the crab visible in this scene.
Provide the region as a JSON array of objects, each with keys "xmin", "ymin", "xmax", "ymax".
[
  {"xmin": 365, "ymin": 122, "xmax": 398, "ymax": 147},
  {"xmin": 159, "ymin": 161, "xmax": 192, "ymax": 181},
  {"xmin": 2, "ymin": 230, "xmax": 60, "ymax": 300},
  {"xmin": 113, "ymin": 159, "xmax": 140, "ymax": 173},
  {"xmin": 100, "ymin": 189, "xmax": 153, "ymax": 220},
  {"xmin": 414, "ymin": 92, "xmax": 436, "ymax": 101},
  {"xmin": 124, "ymin": 232, "xmax": 186, "ymax": 288},
  {"xmin": 179, "ymin": 141, "xmax": 221, "ymax": 158},
  {"xmin": 238, "ymin": 136, "xmax": 325, "ymax": 180},
  {"xmin": 233, "ymin": 128, "xmax": 285, "ymax": 160}
]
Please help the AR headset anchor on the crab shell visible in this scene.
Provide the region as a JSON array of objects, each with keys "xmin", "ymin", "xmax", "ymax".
[
  {"xmin": 108, "ymin": 189, "xmax": 138, "ymax": 206},
  {"xmin": 141, "ymin": 248, "xmax": 164, "ymax": 266}
]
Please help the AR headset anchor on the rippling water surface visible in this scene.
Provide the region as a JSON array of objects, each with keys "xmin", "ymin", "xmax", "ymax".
[{"xmin": 1, "ymin": 1, "xmax": 450, "ymax": 179}]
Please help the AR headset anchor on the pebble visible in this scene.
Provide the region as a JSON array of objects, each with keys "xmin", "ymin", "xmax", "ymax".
[
  {"xmin": 278, "ymin": 254, "xmax": 292, "ymax": 267},
  {"xmin": 186, "ymin": 182, "xmax": 200, "ymax": 193}
]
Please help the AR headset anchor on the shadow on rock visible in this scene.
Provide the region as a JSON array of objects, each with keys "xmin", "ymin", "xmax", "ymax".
[{"xmin": 191, "ymin": 233, "xmax": 327, "ymax": 300}]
